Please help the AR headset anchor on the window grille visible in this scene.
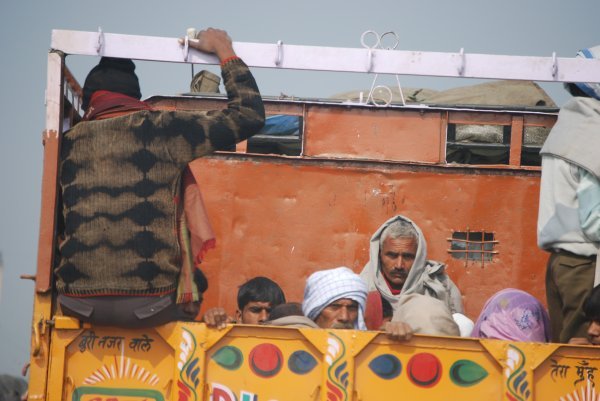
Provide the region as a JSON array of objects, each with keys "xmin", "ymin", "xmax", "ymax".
[{"xmin": 447, "ymin": 230, "xmax": 497, "ymax": 265}]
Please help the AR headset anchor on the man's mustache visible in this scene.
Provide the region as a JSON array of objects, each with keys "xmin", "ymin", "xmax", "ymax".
[
  {"xmin": 331, "ymin": 322, "xmax": 354, "ymax": 329},
  {"xmin": 390, "ymin": 269, "xmax": 407, "ymax": 277}
]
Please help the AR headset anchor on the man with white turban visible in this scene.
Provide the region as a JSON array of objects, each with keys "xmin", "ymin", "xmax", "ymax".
[
  {"xmin": 303, "ymin": 266, "xmax": 413, "ymax": 339},
  {"xmin": 303, "ymin": 266, "xmax": 368, "ymax": 330}
]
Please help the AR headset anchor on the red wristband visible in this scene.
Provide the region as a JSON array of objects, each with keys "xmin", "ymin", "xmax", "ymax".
[{"xmin": 220, "ymin": 56, "xmax": 241, "ymax": 67}]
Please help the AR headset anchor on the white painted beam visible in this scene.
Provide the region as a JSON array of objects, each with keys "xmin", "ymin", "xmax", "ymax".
[{"xmin": 51, "ymin": 29, "xmax": 600, "ymax": 83}]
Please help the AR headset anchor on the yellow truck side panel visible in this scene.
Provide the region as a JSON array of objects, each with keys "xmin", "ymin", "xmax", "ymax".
[{"xmin": 44, "ymin": 322, "xmax": 600, "ymax": 401}]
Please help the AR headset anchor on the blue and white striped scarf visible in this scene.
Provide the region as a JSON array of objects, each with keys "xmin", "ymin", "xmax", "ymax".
[{"xmin": 302, "ymin": 267, "xmax": 367, "ymax": 330}]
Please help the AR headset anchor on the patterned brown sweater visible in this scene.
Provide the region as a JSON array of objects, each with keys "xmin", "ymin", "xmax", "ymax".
[{"xmin": 56, "ymin": 58, "xmax": 265, "ymax": 296}]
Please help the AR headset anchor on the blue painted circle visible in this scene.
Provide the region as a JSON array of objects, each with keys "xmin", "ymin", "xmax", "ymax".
[
  {"xmin": 368, "ymin": 354, "xmax": 402, "ymax": 380},
  {"xmin": 288, "ymin": 350, "xmax": 317, "ymax": 375}
]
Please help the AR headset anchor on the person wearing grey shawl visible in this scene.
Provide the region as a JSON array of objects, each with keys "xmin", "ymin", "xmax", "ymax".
[
  {"xmin": 360, "ymin": 215, "xmax": 464, "ymax": 321},
  {"xmin": 537, "ymin": 45, "xmax": 600, "ymax": 344}
]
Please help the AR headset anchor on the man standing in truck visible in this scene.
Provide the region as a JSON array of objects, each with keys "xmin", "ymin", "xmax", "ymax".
[
  {"xmin": 537, "ymin": 45, "xmax": 600, "ymax": 344},
  {"xmin": 55, "ymin": 28, "xmax": 265, "ymax": 328}
]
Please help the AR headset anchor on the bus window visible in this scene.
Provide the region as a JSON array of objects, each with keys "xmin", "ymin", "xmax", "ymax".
[
  {"xmin": 446, "ymin": 123, "xmax": 511, "ymax": 165},
  {"xmin": 521, "ymin": 125, "xmax": 551, "ymax": 166},
  {"xmin": 246, "ymin": 115, "xmax": 302, "ymax": 156}
]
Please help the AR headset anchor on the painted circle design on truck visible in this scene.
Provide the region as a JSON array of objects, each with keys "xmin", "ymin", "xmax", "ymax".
[
  {"xmin": 368, "ymin": 354, "xmax": 402, "ymax": 379},
  {"xmin": 212, "ymin": 346, "xmax": 243, "ymax": 370},
  {"xmin": 449, "ymin": 359, "xmax": 488, "ymax": 387},
  {"xmin": 249, "ymin": 343, "xmax": 284, "ymax": 378},
  {"xmin": 288, "ymin": 350, "xmax": 317, "ymax": 375},
  {"xmin": 407, "ymin": 353, "xmax": 442, "ymax": 388}
]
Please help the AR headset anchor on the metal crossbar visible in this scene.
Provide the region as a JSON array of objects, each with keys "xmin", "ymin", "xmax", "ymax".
[{"xmin": 51, "ymin": 29, "xmax": 600, "ymax": 84}]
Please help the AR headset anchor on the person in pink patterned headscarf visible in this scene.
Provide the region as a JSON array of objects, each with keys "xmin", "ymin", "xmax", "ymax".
[{"xmin": 471, "ymin": 288, "xmax": 551, "ymax": 342}]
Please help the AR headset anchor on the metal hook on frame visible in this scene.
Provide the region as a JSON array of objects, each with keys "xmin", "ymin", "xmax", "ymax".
[
  {"xmin": 551, "ymin": 51, "xmax": 558, "ymax": 79},
  {"xmin": 96, "ymin": 27, "xmax": 104, "ymax": 55},
  {"xmin": 378, "ymin": 31, "xmax": 400, "ymax": 50},
  {"xmin": 275, "ymin": 40, "xmax": 283, "ymax": 67},
  {"xmin": 395, "ymin": 74, "xmax": 406, "ymax": 106},
  {"xmin": 361, "ymin": 30, "xmax": 380, "ymax": 72},
  {"xmin": 366, "ymin": 48, "xmax": 374, "ymax": 72},
  {"xmin": 360, "ymin": 30, "xmax": 406, "ymax": 107},
  {"xmin": 360, "ymin": 30, "xmax": 381, "ymax": 49},
  {"xmin": 360, "ymin": 30, "xmax": 405, "ymax": 106},
  {"xmin": 182, "ymin": 36, "xmax": 190, "ymax": 62},
  {"xmin": 184, "ymin": 28, "xmax": 197, "ymax": 77},
  {"xmin": 457, "ymin": 48, "xmax": 465, "ymax": 76},
  {"xmin": 370, "ymin": 85, "xmax": 393, "ymax": 107}
]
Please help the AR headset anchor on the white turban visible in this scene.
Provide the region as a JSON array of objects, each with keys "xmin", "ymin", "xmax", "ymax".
[{"xmin": 302, "ymin": 267, "xmax": 367, "ymax": 330}]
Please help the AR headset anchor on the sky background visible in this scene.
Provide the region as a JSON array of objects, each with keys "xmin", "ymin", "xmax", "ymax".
[{"xmin": 1, "ymin": 0, "xmax": 599, "ymax": 378}]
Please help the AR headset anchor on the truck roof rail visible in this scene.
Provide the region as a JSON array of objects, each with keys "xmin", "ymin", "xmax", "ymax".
[{"xmin": 51, "ymin": 29, "xmax": 600, "ymax": 84}]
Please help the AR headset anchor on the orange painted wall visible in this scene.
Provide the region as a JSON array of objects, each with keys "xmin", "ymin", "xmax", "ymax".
[
  {"xmin": 190, "ymin": 156, "xmax": 546, "ymax": 321},
  {"xmin": 304, "ymin": 107, "xmax": 442, "ymax": 162}
]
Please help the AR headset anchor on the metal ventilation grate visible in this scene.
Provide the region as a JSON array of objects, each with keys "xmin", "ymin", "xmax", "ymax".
[{"xmin": 447, "ymin": 230, "xmax": 498, "ymax": 265}]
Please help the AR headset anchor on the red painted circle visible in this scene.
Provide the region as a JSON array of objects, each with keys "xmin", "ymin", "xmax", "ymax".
[
  {"xmin": 249, "ymin": 343, "xmax": 283, "ymax": 378},
  {"xmin": 407, "ymin": 353, "xmax": 442, "ymax": 388}
]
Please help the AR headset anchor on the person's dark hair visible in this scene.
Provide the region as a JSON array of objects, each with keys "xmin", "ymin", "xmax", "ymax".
[
  {"xmin": 381, "ymin": 296, "xmax": 393, "ymax": 319},
  {"xmin": 268, "ymin": 302, "xmax": 304, "ymax": 320},
  {"xmin": 583, "ymin": 284, "xmax": 600, "ymax": 321},
  {"xmin": 82, "ymin": 57, "xmax": 142, "ymax": 110},
  {"xmin": 237, "ymin": 276, "xmax": 286, "ymax": 310}
]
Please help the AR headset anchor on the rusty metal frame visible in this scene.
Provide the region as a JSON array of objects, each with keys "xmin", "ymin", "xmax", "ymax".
[
  {"xmin": 509, "ymin": 116, "xmax": 525, "ymax": 166},
  {"xmin": 27, "ymin": 49, "xmax": 65, "ymax": 401},
  {"xmin": 36, "ymin": 51, "xmax": 64, "ymax": 293}
]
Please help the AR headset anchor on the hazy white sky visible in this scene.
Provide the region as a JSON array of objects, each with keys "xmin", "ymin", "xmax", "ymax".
[{"xmin": 1, "ymin": 0, "xmax": 599, "ymax": 377}]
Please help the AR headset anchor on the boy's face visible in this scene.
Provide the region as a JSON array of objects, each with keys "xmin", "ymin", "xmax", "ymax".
[{"xmin": 236, "ymin": 301, "xmax": 272, "ymax": 324}]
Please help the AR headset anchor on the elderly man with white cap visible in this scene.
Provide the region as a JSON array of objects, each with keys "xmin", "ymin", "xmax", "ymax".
[{"xmin": 302, "ymin": 266, "xmax": 413, "ymax": 340}]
